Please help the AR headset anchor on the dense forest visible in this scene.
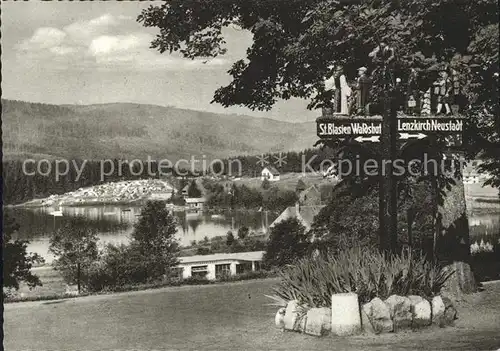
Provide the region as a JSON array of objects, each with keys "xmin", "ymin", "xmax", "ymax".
[
  {"xmin": 2, "ymin": 148, "xmax": 335, "ymax": 205},
  {"xmin": 1, "ymin": 99, "xmax": 317, "ymax": 161}
]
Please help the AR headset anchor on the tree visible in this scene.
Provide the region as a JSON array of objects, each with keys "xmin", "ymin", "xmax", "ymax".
[
  {"xmin": 139, "ymin": 0, "xmax": 498, "ymax": 180},
  {"xmin": 138, "ymin": 1, "xmax": 496, "ymax": 111},
  {"xmin": 131, "ymin": 201, "xmax": 180, "ymax": 281},
  {"xmin": 49, "ymin": 216, "xmax": 99, "ymax": 293},
  {"xmin": 3, "ymin": 214, "xmax": 44, "ymax": 295},
  {"xmin": 262, "ymin": 187, "xmax": 298, "ymax": 212},
  {"xmin": 237, "ymin": 226, "xmax": 250, "ymax": 240},
  {"xmin": 295, "ymin": 179, "xmax": 307, "ymax": 194},
  {"xmin": 261, "ymin": 178, "xmax": 270, "ymax": 190},
  {"xmin": 263, "ymin": 218, "xmax": 311, "ymax": 267},
  {"xmin": 139, "ymin": 0, "xmax": 498, "ymax": 292},
  {"xmin": 464, "ymin": 23, "xmax": 499, "ymax": 188},
  {"xmin": 187, "ymin": 180, "xmax": 202, "ymax": 198},
  {"xmin": 226, "ymin": 231, "xmax": 235, "ymax": 246}
]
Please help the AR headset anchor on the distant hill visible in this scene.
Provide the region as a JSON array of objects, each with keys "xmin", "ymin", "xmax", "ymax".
[{"xmin": 1, "ymin": 99, "xmax": 318, "ymax": 161}]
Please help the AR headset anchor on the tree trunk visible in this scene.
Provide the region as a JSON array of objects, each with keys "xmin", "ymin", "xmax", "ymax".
[
  {"xmin": 77, "ymin": 262, "xmax": 81, "ymax": 294},
  {"xmin": 436, "ymin": 172, "xmax": 477, "ymax": 296}
]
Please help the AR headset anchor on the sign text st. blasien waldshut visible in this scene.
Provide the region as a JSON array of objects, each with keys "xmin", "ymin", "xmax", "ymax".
[{"xmin": 316, "ymin": 116, "xmax": 464, "ymax": 145}]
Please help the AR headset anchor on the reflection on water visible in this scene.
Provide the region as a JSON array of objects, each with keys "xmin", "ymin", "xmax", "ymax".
[
  {"xmin": 5, "ymin": 205, "xmax": 278, "ymax": 263},
  {"xmin": 469, "ymin": 212, "xmax": 500, "ymax": 245},
  {"xmin": 5, "ymin": 203, "xmax": 498, "ymax": 263}
]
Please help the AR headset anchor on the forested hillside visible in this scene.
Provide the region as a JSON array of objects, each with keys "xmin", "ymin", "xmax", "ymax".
[{"xmin": 1, "ymin": 99, "xmax": 317, "ymax": 161}]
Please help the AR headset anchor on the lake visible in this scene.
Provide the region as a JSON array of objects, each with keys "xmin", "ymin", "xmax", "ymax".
[
  {"xmin": 6, "ymin": 205, "xmax": 279, "ymax": 263},
  {"xmin": 5, "ymin": 202, "xmax": 499, "ymax": 263}
]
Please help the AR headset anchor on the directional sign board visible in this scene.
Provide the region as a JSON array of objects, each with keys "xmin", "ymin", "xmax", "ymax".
[{"xmin": 316, "ymin": 115, "xmax": 464, "ymax": 145}]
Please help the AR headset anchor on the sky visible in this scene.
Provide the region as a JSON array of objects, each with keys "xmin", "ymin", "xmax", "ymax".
[{"xmin": 1, "ymin": 1, "xmax": 318, "ymax": 122}]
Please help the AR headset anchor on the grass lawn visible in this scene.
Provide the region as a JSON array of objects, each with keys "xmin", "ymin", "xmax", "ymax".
[
  {"xmin": 11, "ymin": 266, "xmax": 68, "ymax": 299},
  {"xmin": 4, "ymin": 279, "xmax": 500, "ymax": 351}
]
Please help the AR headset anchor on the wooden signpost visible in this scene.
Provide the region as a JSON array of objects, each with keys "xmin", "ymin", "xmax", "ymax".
[
  {"xmin": 316, "ymin": 115, "xmax": 464, "ymax": 146},
  {"xmin": 316, "ymin": 113, "xmax": 466, "ymax": 254}
]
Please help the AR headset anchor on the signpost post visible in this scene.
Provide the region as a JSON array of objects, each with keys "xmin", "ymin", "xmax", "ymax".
[{"xmin": 316, "ymin": 113, "xmax": 465, "ymax": 254}]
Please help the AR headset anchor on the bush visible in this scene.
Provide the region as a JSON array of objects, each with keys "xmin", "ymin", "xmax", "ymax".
[
  {"xmin": 182, "ymin": 276, "xmax": 212, "ymax": 285},
  {"xmin": 196, "ymin": 247, "xmax": 212, "ymax": 255},
  {"xmin": 169, "ymin": 194, "xmax": 186, "ymax": 206},
  {"xmin": 470, "ymin": 243, "xmax": 500, "ymax": 282},
  {"xmin": 261, "ymin": 178, "xmax": 271, "ymax": 190},
  {"xmin": 272, "ymin": 247, "xmax": 453, "ymax": 307},
  {"xmin": 217, "ymin": 270, "xmax": 273, "ymax": 282},
  {"xmin": 84, "ymin": 244, "xmax": 142, "ymax": 292},
  {"xmin": 263, "ymin": 218, "xmax": 311, "ymax": 268},
  {"xmin": 238, "ymin": 226, "xmax": 250, "ymax": 239}
]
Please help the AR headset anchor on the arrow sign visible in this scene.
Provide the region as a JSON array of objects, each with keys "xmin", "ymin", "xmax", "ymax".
[
  {"xmin": 354, "ymin": 136, "xmax": 380, "ymax": 143},
  {"xmin": 399, "ymin": 133, "xmax": 427, "ymax": 140}
]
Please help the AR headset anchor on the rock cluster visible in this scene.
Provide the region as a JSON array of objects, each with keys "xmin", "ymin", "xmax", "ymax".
[
  {"xmin": 278, "ymin": 300, "xmax": 331, "ymax": 336},
  {"xmin": 276, "ymin": 294, "xmax": 457, "ymax": 337},
  {"xmin": 361, "ymin": 295, "xmax": 456, "ymax": 334}
]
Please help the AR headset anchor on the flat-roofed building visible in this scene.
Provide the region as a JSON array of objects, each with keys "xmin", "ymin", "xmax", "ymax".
[{"xmin": 177, "ymin": 251, "xmax": 264, "ymax": 280}]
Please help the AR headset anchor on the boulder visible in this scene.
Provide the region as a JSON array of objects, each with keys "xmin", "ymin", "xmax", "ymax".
[
  {"xmin": 385, "ymin": 295, "xmax": 412, "ymax": 331},
  {"xmin": 275, "ymin": 307, "xmax": 286, "ymax": 329},
  {"xmin": 409, "ymin": 295, "xmax": 431, "ymax": 327},
  {"xmin": 360, "ymin": 304, "xmax": 376, "ymax": 334},
  {"xmin": 331, "ymin": 293, "xmax": 362, "ymax": 336},
  {"xmin": 431, "ymin": 296, "xmax": 446, "ymax": 327},
  {"xmin": 304, "ymin": 307, "xmax": 331, "ymax": 336},
  {"xmin": 442, "ymin": 296, "xmax": 457, "ymax": 326},
  {"xmin": 299, "ymin": 313, "xmax": 308, "ymax": 332},
  {"xmin": 283, "ymin": 300, "xmax": 305, "ymax": 332},
  {"xmin": 362, "ymin": 297, "xmax": 393, "ymax": 334}
]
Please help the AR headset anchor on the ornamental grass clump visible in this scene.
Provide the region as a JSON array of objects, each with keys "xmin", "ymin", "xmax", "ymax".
[{"xmin": 272, "ymin": 247, "xmax": 453, "ymax": 308}]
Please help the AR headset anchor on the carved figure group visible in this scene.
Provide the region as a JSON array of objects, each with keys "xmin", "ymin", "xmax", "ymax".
[
  {"xmin": 323, "ymin": 65, "xmax": 352, "ymax": 115},
  {"xmin": 319, "ymin": 49, "xmax": 465, "ymax": 117}
]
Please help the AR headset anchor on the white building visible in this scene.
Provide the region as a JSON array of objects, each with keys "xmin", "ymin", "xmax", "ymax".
[
  {"xmin": 177, "ymin": 251, "xmax": 264, "ymax": 280},
  {"xmin": 149, "ymin": 190, "xmax": 174, "ymax": 201},
  {"xmin": 261, "ymin": 166, "xmax": 280, "ymax": 181},
  {"xmin": 185, "ymin": 197, "xmax": 206, "ymax": 209}
]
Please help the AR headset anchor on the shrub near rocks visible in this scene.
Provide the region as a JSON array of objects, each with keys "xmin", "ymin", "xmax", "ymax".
[
  {"xmin": 269, "ymin": 247, "xmax": 458, "ymax": 337},
  {"xmin": 272, "ymin": 247, "xmax": 453, "ymax": 308}
]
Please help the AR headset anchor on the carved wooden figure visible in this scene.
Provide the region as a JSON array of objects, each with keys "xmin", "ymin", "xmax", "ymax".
[
  {"xmin": 434, "ymin": 70, "xmax": 452, "ymax": 115},
  {"xmin": 324, "ymin": 66, "xmax": 351, "ymax": 115},
  {"xmin": 356, "ymin": 67, "xmax": 371, "ymax": 114}
]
